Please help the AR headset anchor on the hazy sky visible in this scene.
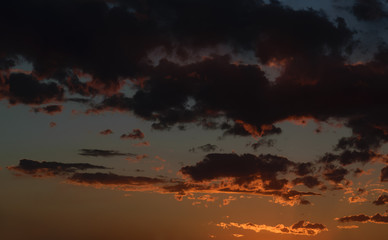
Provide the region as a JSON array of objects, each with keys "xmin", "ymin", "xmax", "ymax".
[{"xmin": 1, "ymin": 1, "xmax": 388, "ymax": 240}]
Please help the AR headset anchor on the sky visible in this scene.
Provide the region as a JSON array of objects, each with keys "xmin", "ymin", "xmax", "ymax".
[{"xmin": 1, "ymin": 0, "xmax": 388, "ymax": 239}]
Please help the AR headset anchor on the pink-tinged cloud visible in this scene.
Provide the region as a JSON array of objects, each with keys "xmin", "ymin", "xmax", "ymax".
[
  {"xmin": 33, "ymin": 104, "xmax": 63, "ymax": 115},
  {"xmin": 49, "ymin": 121, "xmax": 56, "ymax": 128},
  {"xmin": 217, "ymin": 220, "xmax": 328, "ymax": 236},
  {"xmin": 120, "ymin": 129, "xmax": 144, "ymax": 140},
  {"xmin": 99, "ymin": 129, "xmax": 113, "ymax": 135},
  {"xmin": 152, "ymin": 165, "xmax": 164, "ymax": 172},
  {"xmin": 133, "ymin": 141, "xmax": 150, "ymax": 147},
  {"xmin": 126, "ymin": 154, "xmax": 148, "ymax": 163},
  {"xmin": 336, "ymin": 213, "xmax": 388, "ymax": 224}
]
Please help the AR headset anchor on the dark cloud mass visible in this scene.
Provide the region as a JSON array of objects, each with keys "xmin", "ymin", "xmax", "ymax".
[
  {"xmin": 7, "ymin": 159, "xmax": 107, "ymax": 176},
  {"xmin": 352, "ymin": 0, "xmax": 387, "ymax": 21},
  {"xmin": 78, "ymin": 149, "xmax": 135, "ymax": 157}
]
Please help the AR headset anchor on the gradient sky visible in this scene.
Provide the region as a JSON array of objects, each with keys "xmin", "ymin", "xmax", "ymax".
[{"xmin": 1, "ymin": 1, "xmax": 388, "ymax": 240}]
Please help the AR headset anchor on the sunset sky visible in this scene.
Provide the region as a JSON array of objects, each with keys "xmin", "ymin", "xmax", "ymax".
[{"xmin": 1, "ymin": 0, "xmax": 388, "ymax": 239}]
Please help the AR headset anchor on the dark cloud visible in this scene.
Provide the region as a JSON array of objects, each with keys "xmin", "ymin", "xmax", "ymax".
[
  {"xmin": 7, "ymin": 159, "xmax": 107, "ymax": 177},
  {"xmin": 99, "ymin": 129, "xmax": 113, "ymax": 135},
  {"xmin": 373, "ymin": 194, "xmax": 388, "ymax": 205},
  {"xmin": 323, "ymin": 165, "xmax": 349, "ymax": 183},
  {"xmin": 352, "ymin": 0, "xmax": 387, "ymax": 21},
  {"xmin": 120, "ymin": 128, "xmax": 144, "ymax": 140},
  {"xmin": 68, "ymin": 172, "xmax": 164, "ymax": 185},
  {"xmin": 189, "ymin": 144, "xmax": 219, "ymax": 153},
  {"xmin": 78, "ymin": 149, "xmax": 135, "ymax": 157},
  {"xmin": 381, "ymin": 166, "xmax": 388, "ymax": 181},
  {"xmin": 33, "ymin": 104, "xmax": 63, "ymax": 115},
  {"xmin": 336, "ymin": 213, "xmax": 388, "ymax": 224},
  {"xmin": 292, "ymin": 176, "xmax": 322, "ymax": 189},
  {"xmin": 294, "ymin": 162, "xmax": 315, "ymax": 176},
  {"xmin": 248, "ymin": 139, "xmax": 276, "ymax": 150},
  {"xmin": 1, "ymin": 73, "xmax": 64, "ymax": 105},
  {"xmin": 320, "ymin": 150, "xmax": 380, "ymax": 166},
  {"xmin": 181, "ymin": 153, "xmax": 293, "ymax": 189}
]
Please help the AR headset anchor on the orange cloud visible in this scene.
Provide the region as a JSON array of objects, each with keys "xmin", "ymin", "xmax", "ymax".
[
  {"xmin": 217, "ymin": 220, "xmax": 327, "ymax": 236},
  {"xmin": 337, "ymin": 225, "xmax": 359, "ymax": 229}
]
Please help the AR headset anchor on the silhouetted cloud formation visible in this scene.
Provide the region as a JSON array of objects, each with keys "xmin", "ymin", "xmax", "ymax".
[
  {"xmin": 336, "ymin": 213, "xmax": 388, "ymax": 224},
  {"xmin": 68, "ymin": 172, "xmax": 164, "ymax": 185},
  {"xmin": 7, "ymin": 159, "xmax": 107, "ymax": 177},
  {"xmin": 78, "ymin": 149, "xmax": 135, "ymax": 157}
]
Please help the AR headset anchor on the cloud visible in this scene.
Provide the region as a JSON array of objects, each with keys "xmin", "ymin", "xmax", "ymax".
[
  {"xmin": 120, "ymin": 129, "xmax": 145, "ymax": 140},
  {"xmin": 217, "ymin": 220, "xmax": 327, "ymax": 236},
  {"xmin": 189, "ymin": 144, "xmax": 219, "ymax": 153},
  {"xmin": 78, "ymin": 149, "xmax": 135, "ymax": 157},
  {"xmin": 132, "ymin": 141, "xmax": 150, "ymax": 147},
  {"xmin": 292, "ymin": 176, "xmax": 322, "ymax": 189},
  {"xmin": 336, "ymin": 213, "xmax": 388, "ymax": 224},
  {"xmin": 381, "ymin": 166, "xmax": 388, "ymax": 181},
  {"xmin": 33, "ymin": 105, "xmax": 63, "ymax": 115},
  {"xmin": 1, "ymin": 73, "xmax": 64, "ymax": 105},
  {"xmin": 7, "ymin": 159, "xmax": 107, "ymax": 177},
  {"xmin": 248, "ymin": 139, "xmax": 276, "ymax": 150},
  {"xmin": 49, "ymin": 121, "xmax": 57, "ymax": 128},
  {"xmin": 68, "ymin": 172, "xmax": 165, "ymax": 186},
  {"xmin": 337, "ymin": 225, "xmax": 359, "ymax": 229},
  {"xmin": 180, "ymin": 153, "xmax": 293, "ymax": 188},
  {"xmin": 373, "ymin": 194, "xmax": 388, "ymax": 205},
  {"xmin": 323, "ymin": 165, "xmax": 349, "ymax": 183},
  {"xmin": 99, "ymin": 129, "xmax": 113, "ymax": 135},
  {"xmin": 352, "ymin": 0, "xmax": 387, "ymax": 21}
]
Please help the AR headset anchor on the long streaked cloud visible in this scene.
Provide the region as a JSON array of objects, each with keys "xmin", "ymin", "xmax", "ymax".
[
  {"xmin": 335, "ymin": 213, "xmax": 388, "ymax": 224},
  {"xmin": 217, "ymin": 220, "xmax": 328, "ymax": 236},
  {"xmin": 7, "ymin": 159, "xmax": 108, "ymax": 177},
  {"xmin": 78, "ymin": 149, "xmax": 135, "ymax": 157}
]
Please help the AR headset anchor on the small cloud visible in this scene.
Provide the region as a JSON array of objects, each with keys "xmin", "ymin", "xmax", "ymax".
[
  {"xmin": 337, "ymin": 225, "xmax": 359, "ymax": 229},
  {"xmin": 121, "ymin": 129, "xmax": 144, "ymax": 140},
  {"xmin": 189, "ymin": 144, "xmax": 219, "ymax": 153},
  {"xmin": 33, "ymin": 105, "xmax": 63, "ymax": 115},
  {"xmin": 133, "ymin": 141, "xmax": 150, "ymax": 147},
  {"xmin": 49, "ymin": 121, "xmax": 56, "ymax": 128},
  {"xmin": 100, "ymin": 129, "xmax": 113, "ymax": 135},
  {"xmin": 232, "ymin": 234, "xmax": 244, "ymax": 238}
]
